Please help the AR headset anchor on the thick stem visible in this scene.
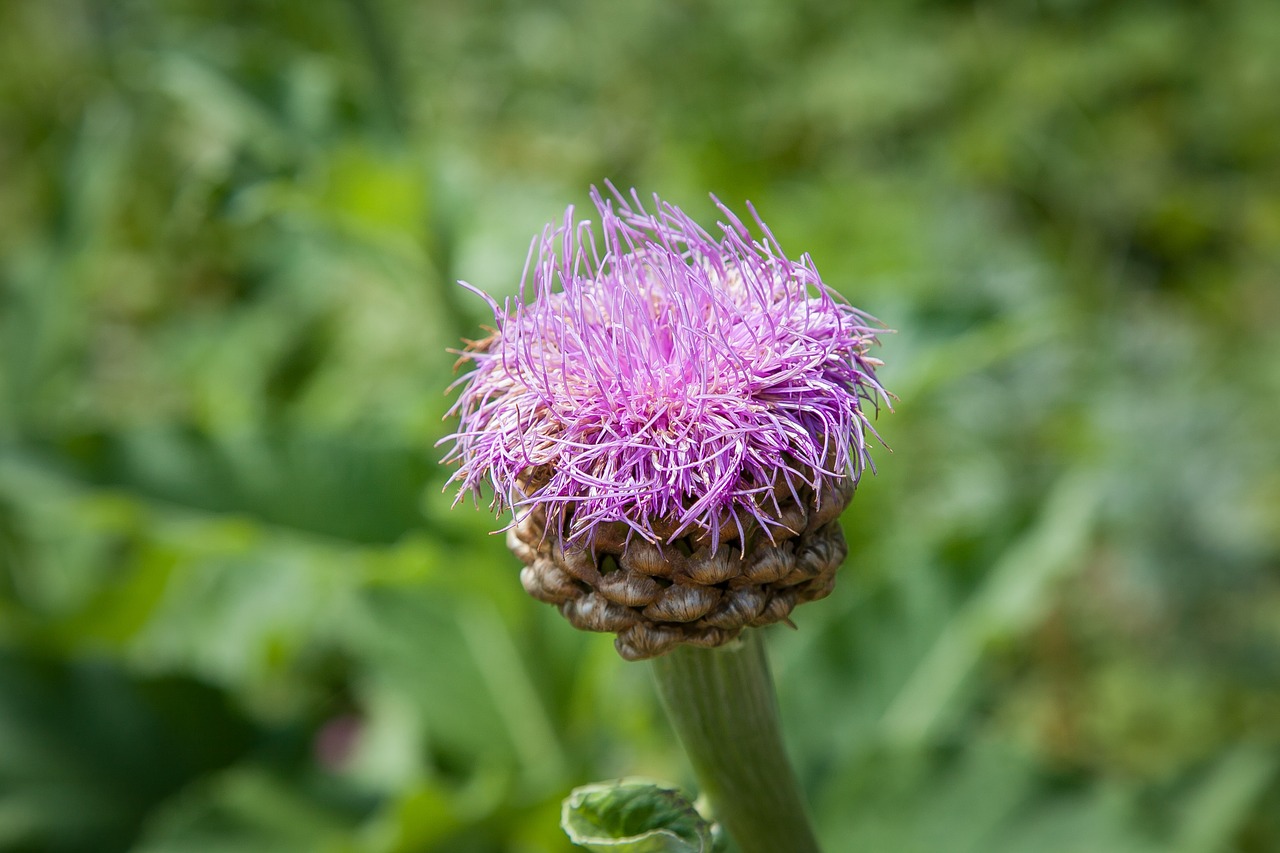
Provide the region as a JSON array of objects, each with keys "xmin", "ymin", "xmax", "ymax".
[{"xmin": 650, "ymin": 630, "xmax": 822, "ymax": 853}]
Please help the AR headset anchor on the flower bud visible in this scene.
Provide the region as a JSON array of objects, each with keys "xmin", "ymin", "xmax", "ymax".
[{"xmin": 442, "ymin": 184, "xmax": 889, "ymax": 659}]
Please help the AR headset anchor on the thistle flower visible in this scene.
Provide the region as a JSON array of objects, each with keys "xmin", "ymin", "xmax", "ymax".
[{"xmin": 443, "ymin": 184, "xmax": 889, "ymax": 659}]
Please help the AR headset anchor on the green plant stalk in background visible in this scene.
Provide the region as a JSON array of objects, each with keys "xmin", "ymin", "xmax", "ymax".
[{"xmin": 650, "ymin": 631, "xmax": 821, "ymax": 853}]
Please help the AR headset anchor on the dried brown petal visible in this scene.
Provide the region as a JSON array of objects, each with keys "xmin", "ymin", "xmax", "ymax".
[
  {"xmin": 643, "ymin": 585, "xmax": 721, "ymax": 623},
  {"xmin": 798, "ymin": 523, "xmax": 846, "ymax": 576},
  {"xmin": 690, "ymin": 514, "xmax": 749, "ymax": 549},
  {"xmin": 553, "ymin": 540, "xmax": 602, "ymax": 585},
  {"xmin": 699, "ymin": 587, "xmax": 769, "ymax": 629},
  {"xmin": 800, "ymin": 572, "xmax": 837, "ymax": 603},
  {"xmin": 808, "ymin": 478, "xmax": 853, "ymax": 530},
  {"xmin": 738, "ymin": 545, "xmax": 796, "ymax": 586},
  {"xmin": 679, "ymin": 547, "xmax": 739, "ymax": 585},
  {"xmin": 520, "ymin": 560, "xmax": 581, "ymax": 603},
  {"xmin": 589, "ymin": 521, "xmax": 630, "ymax": 551},
  {"xmin": 615, "ymin": 624, "xmax": 686, "ymax": 661},
  {"xmin": 749, "ymin": 590, "xmax": 798, "ymax": 627},
  {"xmin": 561, "ymin": 593, "xmax": 639, "ymax": 633},
  {"xmin": 518, "ymin": 566, "xmax": 547, "ymax": 601},
  {"xmin": 507, "ymin": 528, "xmax": 540, "ymax": 566},
  {"xmin": 619, "ymin": 539, "xmax": 677, "ymax": 578},
  {"xmin": 597, "ymin": 572, "xmax": 664, "ymax": 607},
  {"xmin": 774, "ymin": 500, "xmax": 809, "ymax": 535},
  {"xmin": 682, "ymin": 626, "xmax": 737, "ymax": 649}
]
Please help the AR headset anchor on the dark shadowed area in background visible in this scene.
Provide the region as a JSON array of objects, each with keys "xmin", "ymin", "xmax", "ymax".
[{"xmin": 1, "ymin": 1, "xmax": 1278, "ymax": 851}]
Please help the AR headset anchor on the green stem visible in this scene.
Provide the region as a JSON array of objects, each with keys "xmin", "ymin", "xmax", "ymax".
[{"xmin": 650, "ymin": 630, "xmax": 822, "ymax": 853}]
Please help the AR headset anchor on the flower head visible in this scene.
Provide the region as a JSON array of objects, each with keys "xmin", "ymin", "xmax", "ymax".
[{"xmin": 442, "ymin": 184, "xmax": 889, "ymax": 549}]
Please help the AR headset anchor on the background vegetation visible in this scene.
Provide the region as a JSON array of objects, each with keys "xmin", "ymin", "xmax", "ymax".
[{"xmin": 1, "ymin": 1, "xmax": 1278, "ymax": 850}]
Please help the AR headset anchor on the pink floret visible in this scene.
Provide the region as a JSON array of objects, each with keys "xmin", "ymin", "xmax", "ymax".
[{"xmin": 441, "ymin": 183, "xmax": 890, "ymax": 547}]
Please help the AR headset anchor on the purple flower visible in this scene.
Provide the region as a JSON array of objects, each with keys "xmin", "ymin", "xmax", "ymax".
[{"xmin": 442, "ymin": 184, "xmax": 889, "ymax": 548}]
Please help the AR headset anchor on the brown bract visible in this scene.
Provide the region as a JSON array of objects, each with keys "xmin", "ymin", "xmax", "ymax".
[{"xmin": 507, "ymin": 478, "xmax": 854, "ymax": 660}]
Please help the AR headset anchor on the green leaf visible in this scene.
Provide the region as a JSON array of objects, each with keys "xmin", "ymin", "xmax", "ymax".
[{"xmin": 561, "ymin": 780, "xmax": 714, "ymax": 853}]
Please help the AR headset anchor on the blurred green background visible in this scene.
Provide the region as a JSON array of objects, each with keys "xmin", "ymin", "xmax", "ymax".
[{"xmin": 1, "ymin": 1, "xmax": 1278, "ymax": 851}]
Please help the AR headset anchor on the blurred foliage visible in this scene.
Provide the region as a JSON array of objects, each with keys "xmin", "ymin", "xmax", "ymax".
[{"xmin": 1, "ymin": 0, "xmax": 1278, "ymax": 851}]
